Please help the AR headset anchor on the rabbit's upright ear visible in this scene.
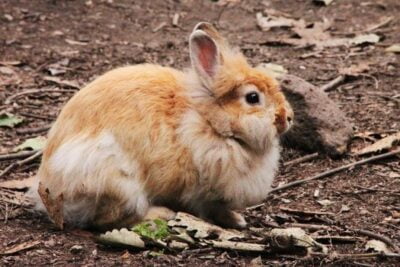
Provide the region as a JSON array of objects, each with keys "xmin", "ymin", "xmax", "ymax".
[{"xmin": 189, "ymin": 28, "xmax": 221, "ymax": 89}]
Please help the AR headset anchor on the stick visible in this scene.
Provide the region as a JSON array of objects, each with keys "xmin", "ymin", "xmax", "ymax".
[
  {"xmin": 354, "ymin": 229, "xmax": 400, "ymax": 253},
  {"xmin": 5, "ymin": 89, "xmax": 76, "ymax": 104},
  {"xmin": 0, "ymin": 150, "xmax": 42, "ymax": 178},
  {"xmin": 0, "ymin": 150, "xmax": 38, "ymax": 161},
  {"xmin": 270, "ymin": 149, "xmax": 400, "ymax": 193},
  {"xmin": 279, "ymin": 207, "xmax": 334, "ymax": 216},
  {"xmin": 283, "ymin": 153, "xmax": 319, "ymax": 167},
  {"xmin": 16, "ymin": 125, "xmax": 51, "ymax": 134},
  {"xmin": 365, "ymin": 17, "xmax": 393, "ymax": 32},
  {"xmin": 320, "ymin": 75, "xmax": 346, "ymax": 92}
]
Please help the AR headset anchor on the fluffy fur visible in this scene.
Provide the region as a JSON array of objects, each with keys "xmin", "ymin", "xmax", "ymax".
[{"xmin": 30, "ymin": 22, "xmax": 293, "ymax": 230}]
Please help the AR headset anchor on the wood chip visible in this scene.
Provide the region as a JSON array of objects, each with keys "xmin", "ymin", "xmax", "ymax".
[{"xmin": 0, "ymin": 240, "xmax": 41, "ymax": 255}]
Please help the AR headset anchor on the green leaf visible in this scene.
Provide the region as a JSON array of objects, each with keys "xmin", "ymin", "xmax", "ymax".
[
  {"xmin": 14, "ymin": 136, "xmax": 47, "ymax": 152},
  {"xmin": 132, "ymin": 219, "xmax": 170, "ymax": 240},
  {"xmin": 0, "ymin": 113, "xmax": 24, "ymax": 128}
]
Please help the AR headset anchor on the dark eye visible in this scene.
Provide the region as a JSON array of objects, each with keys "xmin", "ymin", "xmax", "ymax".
[{"xmin": 245, "ymin": 92, "xmax": 260, "ymax": 105}]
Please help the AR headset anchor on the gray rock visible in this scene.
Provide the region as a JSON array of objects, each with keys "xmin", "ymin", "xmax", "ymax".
[{"xmin": 279, "ymin": 74, "xmax": 353, "ymax": 156}]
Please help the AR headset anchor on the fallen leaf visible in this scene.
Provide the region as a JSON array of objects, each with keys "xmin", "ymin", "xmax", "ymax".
[
  {"xmin": 168, "ymin": 240, "xmax": 189, "ymax": 250},
  {"xmin": 257, "ymin": 63, "xmax": 288, "ymax": 78},
  {"xmin": 0, "ymin": 66, "xmax": 15, "ymax": 75},
  {"xmin": 385, "ymin": 44, "xmax": 400, "ymax": 53},
  {"xmin": 340, "ymin": 204, "xmax": 351, "ymax": 213},
  {"xmin": 0, "ymin": 113, "xmax": 24, "ymax": 128},
  {"xmin": 350, "ymin": 34, "xmax": 380, "ymax": 45},
  {"xmin": 355, "ymin": 132, "xmax": 400, "ymax": 155},
  {"xmin": 14, "ymin": 136, "xmax": 47, "ymax": 152},
  {"xmin": 0, "ymin": 240, "xmax": 41, "ymax": 255},
  {"xmin": 365, "ymin": 240, "xmax": 391, "ymax": 254},
  {"xmin": 314, "ymin": 0, "xmax": 334, "ymax": 5},
  {"xmin": 339, "ymin": 62, "xmax": 370, "ymax": 76},
  {"xmin": 270, "ymin": 228, "xmax": 328, "ymax": 254},
  {"xmin": 249, "ymin": 256, "xmax": 263, "ymax": 267},
  {"xmin": 65, "ymin": 38, "xmax": 88, "ymax": 46},
  {"xmin": 317, "ymin": 199, "xmax": 334, "ymax": 207},
  {"xmin": 0, "ymin": 176, "xmax": 35, "ymax": 190},
  {"xmin": 38, "ymin": 182, "xmax": 64, "ymax": 230},
  {"xmin": 256, "ymin": 12, "xmax": 299, "ymax": 31},
  {"xmin": 98, "ymin": 228, "xmax": 145, "ymax": 248},
  {"xmin": 43, "ymin": 76, "xmax": 79, "ymax": 89},
  {"xmin": 167, "ymin": 212, "xmax": 244, "ymax": 240}
]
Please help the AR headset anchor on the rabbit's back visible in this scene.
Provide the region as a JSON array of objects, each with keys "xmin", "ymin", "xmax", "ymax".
[{"xmin": 35, "ymin": 64, "xmax": 199, "ymax": 227}]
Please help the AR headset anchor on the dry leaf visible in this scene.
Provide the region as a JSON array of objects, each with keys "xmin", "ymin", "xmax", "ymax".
[
  {"xmin": 167, "ymin": 212, "xmax": 244, "ymax": 240},
  {"xmin": 38, "ymin": 182, "xmax": 64, "ymax": 230},
  {"xmin": 316, "ymin": 199, "xmax": 334, "ymax": 206},
  {"xmin": 257, "ymin": 63, "xmax": 288, "ymax": 78},
  {"xmin": 256, "ymin": 12, "xmax": 299, "ymax": 31},
  {"xmin": 385, "ymin": 44, "xmax": 400, "ymax": 53},
  {"xmin": 0, "ymin": 176, "xmax": 35, "ymax": 190},
  {"xmin": 14, "ymin": 136, "xmax": 47, "ymax": 152},
  {"xmin": 98, "ymin": 228, "xmax": 145, "ymax": 248},
  {"xmin": 43, "ymin": 76, "xmax": 79, "ymax": 89},
  {"xmin": 365, "ymin": 240, "xmax": 391, "ymax": 254},
  {"xmin": 270, "ymin": 228, "xmax": 328, "ymax": 254},
  {"xmin": 350, "ymin": 34, "xmax": 380, "ymax": 45},
  {"xmin": 0, "ymin": 240, "xmax": 41, "ymax": 255},
  {"xmin": 355, "ymin": 132, "xmax": 400, "ymax": 155},
  {"xmin": 339, "ymin": 62, "xmax": 370, "ymax": 76}
]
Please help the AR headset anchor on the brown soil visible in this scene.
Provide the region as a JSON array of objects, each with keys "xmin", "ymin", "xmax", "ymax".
[{"xmin": 0, "ymin": 0, "xmax": 399, "ymax": 266}]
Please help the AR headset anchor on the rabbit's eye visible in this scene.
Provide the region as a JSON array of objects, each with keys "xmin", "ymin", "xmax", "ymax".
[{"xmin": 245, "ymin": 92, "xmax": 260, "ymax": 105}]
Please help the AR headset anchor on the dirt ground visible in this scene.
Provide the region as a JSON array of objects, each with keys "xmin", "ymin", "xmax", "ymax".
[{"xmin": 0, "ymin": 0, "xmax": 399, "ymax": 266}]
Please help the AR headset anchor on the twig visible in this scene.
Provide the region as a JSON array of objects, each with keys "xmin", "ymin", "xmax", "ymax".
[
  {"xmin": 311, "ymin": 252, "xmax": 400, "ymax": 259},
  {"xmin": 279, "ymin": 207, "xmax": 334, "ymax": 216},
  {"xmin": 0, "ymin": 150, "xmax": 42, "ymax": 178},
  {"xmin": 364, "ymin": 17, "xmax": 393, "ymax": 32},
  {"xmin": 5, "ymin": 89, "xmax": 76, "ymax": 104},
  {"xmin": 354, "ymin": 229, "xmax": 400, "ymax": 253},
  {"xmin": 18, "ymin": 112, "xmax": 55, "ymax": 121},
  {"xmin": 0, "ymin": 150, "xmax": 38, "ymax": 161},
  {"xmin": 312, "ymin": 235, "xmax": 361, "ymax": 243},
  {"xmin": 320, "ymin": 75, "xmax": 346, "ymax": 92},
  {"xmin": 16, "ymin": 125, "xmax": 51, "ymax": 134},
  {"xmin": 283, "ymin": 153, "xmax": 319, "ymax": 167},
  {"xmin": 284, "ymin": 223, "xmax": 331, "ymax": 230},
  {"xmin": 270, "ymin": 149, "xmax": 400, "ymax": 193}
]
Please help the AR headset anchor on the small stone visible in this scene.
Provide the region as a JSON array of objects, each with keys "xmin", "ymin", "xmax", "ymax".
[
  {"xmin": 70, "ymin": 245, "xmax": 84, "ymax": 254},
  {"xmin": 4, "ymin": 14, "xmax": 13, "ymax": 21},
  {"xmin": 280, "ymin": 74, "xmax": 353, "ymax": 156}
]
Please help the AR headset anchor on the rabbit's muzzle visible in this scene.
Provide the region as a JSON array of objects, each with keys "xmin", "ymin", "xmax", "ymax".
[{"xmin": 275, "ymin": 103, "xmax": 294, "ymax": 135}]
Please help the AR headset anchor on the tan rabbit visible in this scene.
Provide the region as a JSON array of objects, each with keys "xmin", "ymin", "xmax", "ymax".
[{"xmin": 29, "ymin": 22, "xmax": 293, "ymax": 230}]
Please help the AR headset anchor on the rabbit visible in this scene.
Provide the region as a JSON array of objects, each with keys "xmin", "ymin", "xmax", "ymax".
[{"xmin": 29, "ymin": 22, "xmax": 293, "ymax": 231}]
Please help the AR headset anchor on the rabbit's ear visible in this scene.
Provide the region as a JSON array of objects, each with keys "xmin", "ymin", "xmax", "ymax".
[{"xmin": 189, "ymin": 29, "xmax": 221, "ymax": 89}]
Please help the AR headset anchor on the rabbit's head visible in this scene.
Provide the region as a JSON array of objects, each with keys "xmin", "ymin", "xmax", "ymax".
[{"xmin": 188, "ymin": 22, "xmax": 293, "ymax": 153}]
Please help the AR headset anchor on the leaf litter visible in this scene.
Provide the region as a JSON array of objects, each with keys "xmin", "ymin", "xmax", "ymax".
[{"xmin": 256, "ymin": 13, "xmax": 380, "ymax": 49}]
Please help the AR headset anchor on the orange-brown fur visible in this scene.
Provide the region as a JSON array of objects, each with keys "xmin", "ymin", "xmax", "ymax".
[{"xmin": 31, "ymin": 22, "xmax": 293, "ymax": 230}]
